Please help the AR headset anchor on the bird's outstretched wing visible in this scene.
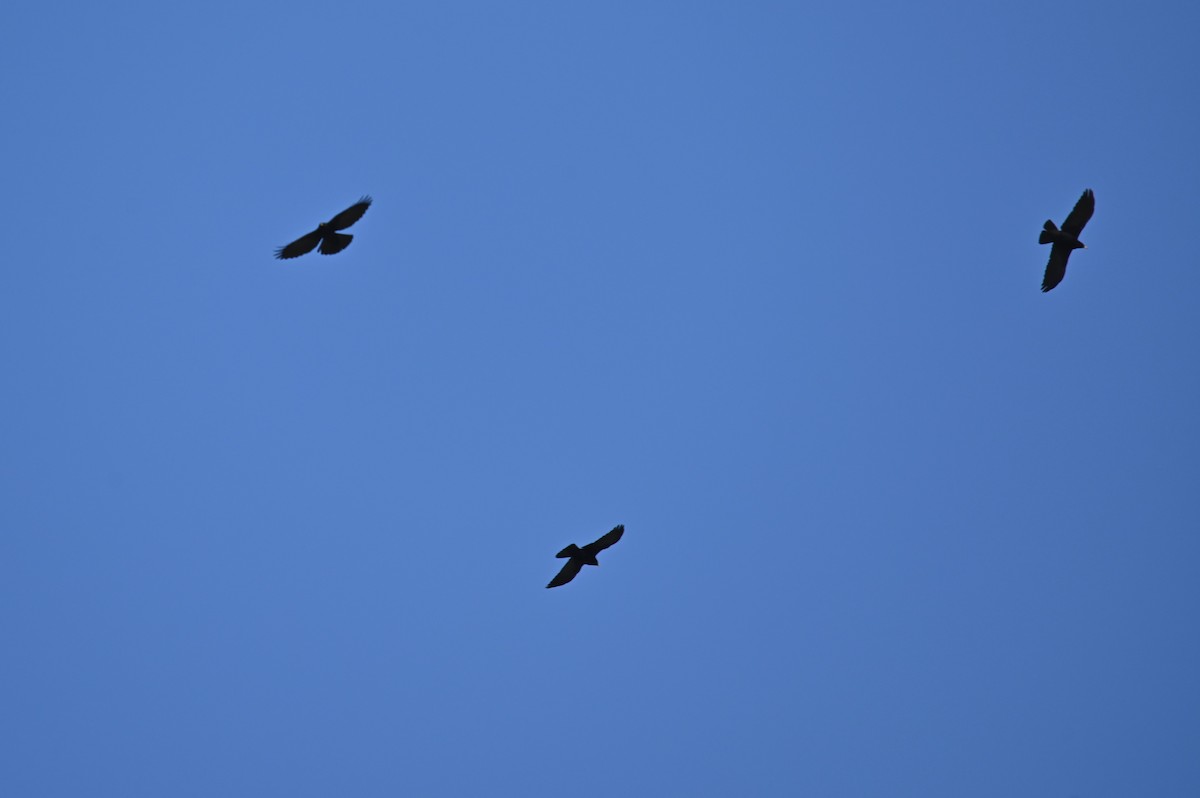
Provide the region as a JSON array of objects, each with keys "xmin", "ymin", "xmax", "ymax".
[
  {"xmin": 1061, "ymin": 189, "xmax": 1094, "ymax": 237},
  {"xmin": 327, "ymin": 196, "xmax": 373, "ymax": 230},
  {"xmin": 582, "ymin": 524, "xmax": 624, "ymax": 556},
  {"xmin": 1042, "ymin": 244, "xmax": 1071, "ymax": 292},
  {"xmin": 275, "ymin": 229, "xmax": 323, "ymax": 259},
  {"xmin": 319, "ymin": 231, "xmax": 354, "ymax": 255},
  {"xmin": 546, "ymin": 558, "xmax": 585, "ymax": 588}
]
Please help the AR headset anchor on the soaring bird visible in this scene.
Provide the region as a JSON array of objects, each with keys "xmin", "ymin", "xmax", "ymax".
[
  {"xmin": 1038, "ymin": 189, "xmax": 1094, "ymax": 292},
  {"xmin": 274, "ymin": 196, "xmax": 373, "ymax": 259},
  {"xmin": 546, "ymin": 524, "xmax": 625, "ymax": 588}
]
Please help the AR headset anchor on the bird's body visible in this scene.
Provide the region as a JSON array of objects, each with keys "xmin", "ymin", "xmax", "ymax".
[
  {"xmin": 275, "ymin": 196, "xmax": 372, "ymax": 260},
  {"xmin": 546, "ymin": 525, "xmax": 624, "ymax": 588},
  {"xmin": 1038, "ymin": 189, "xmax": 1094, "ymax": 292}
]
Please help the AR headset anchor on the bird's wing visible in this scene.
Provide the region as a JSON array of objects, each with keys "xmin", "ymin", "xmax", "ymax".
[
  {"xmin": 582, "ymin": 524, "xmax": 624, "ymax": 556},
  {"xmin": 326, "ymin": 196, "xmax": 373, "ymax": 230},
  {"xmin": 546, "ymin": 558, "xmax": 584, "ymax": 588},
  {"xmin": 274, "ymin": 229, "xmax": 323, "ymax": 259},
  {"xmin": 1060, "ymin": 189, "xmax": 1094, "ymax": 237},
  {"xmin": 1041, "ymin": 244, "xmax": 1071, "ymax": 292},
  {"xmin": 319, "ymin": 231, "xmax": 354, "ymax": 255}
]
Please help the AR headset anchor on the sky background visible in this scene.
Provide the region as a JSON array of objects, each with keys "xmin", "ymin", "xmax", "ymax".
[{"xmin": 2, "ymin": 2, "xmax": 1199, "ymax": 795}]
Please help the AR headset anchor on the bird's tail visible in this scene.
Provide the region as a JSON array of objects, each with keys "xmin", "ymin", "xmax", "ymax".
[
  {"xmin": 320, "ymin": 231, "xmax": 354, "ymax": 255},
  {"xmin": 555, "ymin": 544, "xmax": 581, "ymax": 558},
  {"xmin": 1038, "ymin": 220, "xmax": 1057, "ymax": 244}
]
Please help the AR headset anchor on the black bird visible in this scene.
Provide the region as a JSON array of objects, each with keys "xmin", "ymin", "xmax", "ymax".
[
  {"xmin": 275, "ymin": 196, "xmax": 372, "ymax": 259},
  {"xmin": 546, "ymin": 524, "xmax": 625, "ymax": 588},
  {"xmin": 1038, "ymin": 189, "xmax": 1094, "ymax": 292}
]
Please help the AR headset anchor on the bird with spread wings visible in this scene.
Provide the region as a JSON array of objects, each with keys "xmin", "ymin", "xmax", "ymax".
[
  {"xmin": 546, "ymin": 525, "xmax": 625, "ymax": 588},
  {"xmin": 1038, "ymin": 189, "xmax": 1094, "ymax": 292},
  {"xmin": 275, "ymin": 196, "xmax": 373, "ymax": 260}
]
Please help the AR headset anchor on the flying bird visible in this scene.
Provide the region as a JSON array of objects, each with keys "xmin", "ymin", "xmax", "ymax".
[
  {"xmin": 1038, "ymin": 189, "xmax": 1094, "ymax": 292},
  {"xmin": 274, "ymin": 196, "xmax": 373, "ymax": 259},
  {"xmin": 546, "ymin": 524, "xmax": 625, "ymax": 588}
]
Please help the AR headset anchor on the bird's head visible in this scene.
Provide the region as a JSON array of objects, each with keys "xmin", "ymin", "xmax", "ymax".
[{"xmin": 318, "ymin": 222, "xmax": 327, "ymax": 229}]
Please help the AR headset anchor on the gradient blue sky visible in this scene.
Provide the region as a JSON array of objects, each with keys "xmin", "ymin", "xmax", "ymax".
[{"xmin": 3, "ymin": 2, "xmax": 1199, "ymax": 796}]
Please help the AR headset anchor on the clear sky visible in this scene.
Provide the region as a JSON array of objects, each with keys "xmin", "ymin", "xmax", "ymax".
[{"xmin": 3, "ymin": 2, "xmax": 1198, "ymax": 796}]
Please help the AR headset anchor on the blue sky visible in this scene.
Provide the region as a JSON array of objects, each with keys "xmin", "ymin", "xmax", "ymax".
[{"xmin": 3, "ymin": 2, "xmax": 1199, "ymax": 795}]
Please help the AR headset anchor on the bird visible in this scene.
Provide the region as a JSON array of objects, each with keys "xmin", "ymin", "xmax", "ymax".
[
  {"xmin": 546, "ymin": 524, "xmax": 625, "ymax": 588},
  {"xmin": 274, "ymin": 196, "xmax": 373, "ymax": 259},
  {"xmin": 1038, "ymin": 189, "xmax": 1094, "ymax": 292}
]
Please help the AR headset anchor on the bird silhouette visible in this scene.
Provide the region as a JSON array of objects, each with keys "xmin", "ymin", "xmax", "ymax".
[
  {"xmin": 546, "ymin": 524, "xmax": 625, "ymax": 588},
  {"xmin": 275, "ymin": 196, "xmax": 372, "ymax": 259},
  {"xmin": 1038, "ymin": 189, "xmax": 1094, "ymax": 292}
]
